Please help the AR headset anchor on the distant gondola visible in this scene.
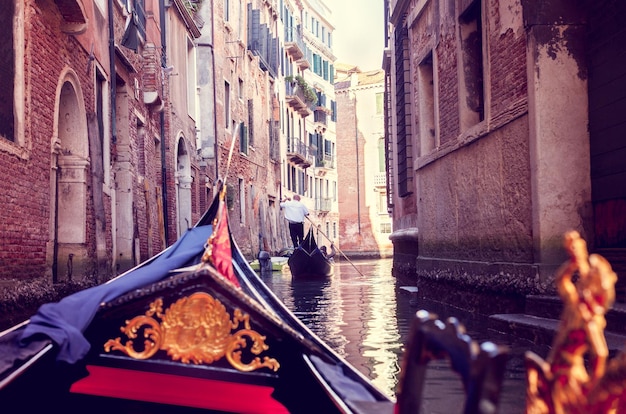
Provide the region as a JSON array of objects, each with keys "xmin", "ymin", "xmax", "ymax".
[{"xmin": 287, "ymin": 227, "xmax": 334, "ymax": 279}]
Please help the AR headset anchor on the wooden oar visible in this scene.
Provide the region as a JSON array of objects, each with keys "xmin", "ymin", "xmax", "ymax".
[{"xmin": 305, "ymin": 216, "xmax": 365, "ymax": 277}]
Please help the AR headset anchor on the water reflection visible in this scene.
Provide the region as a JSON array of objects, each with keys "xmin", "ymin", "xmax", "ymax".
[{"xmin": 262, "ymin": 258, "xmax": 528, "ymax": 412}]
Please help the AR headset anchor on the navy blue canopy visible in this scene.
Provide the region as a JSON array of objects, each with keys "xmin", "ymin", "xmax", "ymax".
[{"xmin": 19, "ymin": 225, "xmax": 213, "ymax": 364}]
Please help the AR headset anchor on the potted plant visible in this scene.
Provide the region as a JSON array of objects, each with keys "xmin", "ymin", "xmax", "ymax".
[{"xmin": 294, "ymin": 75, "xmax": 318, "ymax": 105}]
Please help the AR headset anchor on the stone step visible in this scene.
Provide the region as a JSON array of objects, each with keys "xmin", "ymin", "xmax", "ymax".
[
  {"xmin": 594, "ymin": 248, "xmax": 626, "ymax": 303},
  {"xmin": 525, "ymin": 295, "xmax": 626, "ymax": 335},
  {"xmin": 489, "ymin": 313, "xmax": 626, "ymax": 357}
]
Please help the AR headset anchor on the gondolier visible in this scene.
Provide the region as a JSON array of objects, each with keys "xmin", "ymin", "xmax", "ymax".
[{"xmin": 280, "ymin": 194, "xmax": 309, "ymax": 248}]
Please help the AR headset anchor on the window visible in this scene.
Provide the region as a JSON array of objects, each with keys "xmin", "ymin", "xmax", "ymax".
[
  {"xmin": 96, "ymin": 68, "xmax": 110, "ymax": 186},
  {"xmin": 380, "ymin": 222, "xmax": 392, "ymax": 234},
  {"xmin": 247, "ymin": 99, "xmax": 254, "ymax": 147},
  {"xmin": 324, "ymin": 139, "xmax": 332, "ymax": 157},
  {"xmin": 238, "ymin": 178, "xmax": 245, "ymax": 224},
  {"xmin": 137, "ymin": 120, "xmax": 146, "ymax": 175},
  {"xmin": 224, "ymin": 81, "xmax": 230, "ymax": 129},
  {"xmin": 313, "ymin": 54, "xmax": 321, "ymax": 76},
  {"xmin": 299, "ymin": 169, "xmax": 306, "ymax": 195},
  {"xmin": 418, "ymin": 52, "xmax": 436, "ymax": 154},
  {"xmin": 378, "ymin": 191, "xmax": 388, "ymax": 214},
  {"xmin": 375, "ymin": 92, "xmax": 384, "ymax": 115},
  {"xmin": 187, "ymin": 38, "xmax": 197, "ymax": 119},
  {"xmin": 394, "ymin": 24, "xmax": 413, "ymax": 197},
  {"xmin": 224, "ymin": 0, "xmax": 230, "ymax": 22},
  {"xmin": 239, "ymin": 122, "xmax": 248, "ymax": 154},
  {"xmin": 378, "ymin": 138, "xmax": 386, "ymax": 172},
  {"xmin": 135, "ymin": 0, "xmax": 146, "ymax": 40},
  {"xmin": 459, "ymin": 0, "xmax": 485, "ymax": 127},
  {"xmin": 238, "ymin": 78, "xmax": 243, "ymax": 99},
  {"xmin": 0, "ymin": 2, "xmax": 15, "ymax": 142}
]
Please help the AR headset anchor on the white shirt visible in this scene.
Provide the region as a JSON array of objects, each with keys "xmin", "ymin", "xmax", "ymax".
[{"xmin": 280, "ymin": 199, "xmax": 309, "ymax": 223}]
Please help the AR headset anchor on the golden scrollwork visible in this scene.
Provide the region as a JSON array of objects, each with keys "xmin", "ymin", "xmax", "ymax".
[
  {"xmin": 104, "ymin": 292, "xmax": 280, "ymax": 372},
  {"xmin": 525, "ymin": 231, "xmax": 626, "ymax": 414}
]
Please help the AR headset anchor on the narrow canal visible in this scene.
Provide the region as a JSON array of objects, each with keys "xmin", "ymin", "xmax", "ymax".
[{"xmin": 261, "ymin": 258, "xmax": 534, "ymax": 413}]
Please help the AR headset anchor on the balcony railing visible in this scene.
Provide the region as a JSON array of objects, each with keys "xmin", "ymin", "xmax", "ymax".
[
  {"xmin": 284, "ymin": 25, "xmax": 305, "ymax": 60},
  {"xmin": 374, "ymin": 172, "xmax": 387, "ymax": 187},
  {"xmin": 315, "ymin": 197, "xmax": 333, "ymax": 212},
  {"xmin": 315, "ymin": 154, "xmax": 334, "ymax": 170},
  {"xmin": 285, "ymin": 81, "xmax": 312, "ymax": 116},
  {"xmin": 296, "ymin": 46, "xmax": 311, "ymax": 70},
  {"xmin": 286, "ymin": 137, "xmax": 313, "ymax": 168}
]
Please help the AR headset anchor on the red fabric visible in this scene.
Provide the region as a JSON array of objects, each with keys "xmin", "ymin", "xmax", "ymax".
[
  {"xmin": 211, "ymin": 203, "xmax": 240, "ymax": 287},
  {"xmin": 70, "ymin": 365, "xmax": 289, "ymax": 413}
]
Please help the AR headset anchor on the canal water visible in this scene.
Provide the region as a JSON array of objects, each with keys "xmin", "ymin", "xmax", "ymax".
[{"xmin": 261, "ymin": 258, "xmax": 534, "ymax": 413}]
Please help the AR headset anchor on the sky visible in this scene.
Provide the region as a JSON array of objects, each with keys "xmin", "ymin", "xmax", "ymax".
[{"xmin": 329, "ymin": 0, "xmax": 385, "ymax": 71}]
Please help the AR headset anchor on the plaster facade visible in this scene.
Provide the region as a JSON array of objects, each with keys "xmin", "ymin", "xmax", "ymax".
[
  {"xmin": 384, "ymin": 0, "xmax": 626, "ymax": 301},
  {"xmin": 336, "ymin": 67, "xmax": 393, "ymax": 257}
]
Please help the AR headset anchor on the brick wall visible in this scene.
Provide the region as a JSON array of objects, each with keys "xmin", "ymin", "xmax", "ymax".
[{"xmin": 0, "ymin": 1, "xmax": 95, "ymax": 280}]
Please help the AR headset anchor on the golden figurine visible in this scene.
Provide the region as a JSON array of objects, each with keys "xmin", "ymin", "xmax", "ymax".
[{"xmin": 525, "ymin": 231, "xmax": 625, "ymax": 414}]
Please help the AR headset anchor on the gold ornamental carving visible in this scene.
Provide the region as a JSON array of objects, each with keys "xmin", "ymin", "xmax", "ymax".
[
  {"xmin": 104, "ymin": 292, "xmax": 280, "ymax": 373},
  {"xmin": 525, "ymin": 231, "xmax": 626, "ymax": 414}
]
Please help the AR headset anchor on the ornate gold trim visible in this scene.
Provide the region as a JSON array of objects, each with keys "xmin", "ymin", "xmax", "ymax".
[
  {"xmin": 104, "ymin": 292, "xmax": 280, "ymax": 372},
  {"xmin": 525, "ymin": 231, "xmax": 625, "ymax": 414}
]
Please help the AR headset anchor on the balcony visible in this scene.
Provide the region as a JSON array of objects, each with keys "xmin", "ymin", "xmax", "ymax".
[
  {"xmin": 286, "ymin": 137, "xmax": 313, "ymax": 168},
  {"xmin": 315, "ymin": 197, "xmax": 333, "ymax": 212},
  {"xmin": 315, "ymin": 154, "xmax": 334, "ymax": 171},
  {"xmin": 296, "ymin": 46, "xmax": 312, "ymax": 70},
  {"xmin": 374, "ymin": 172, "xmax": 387, "ymax": 187},
  {"xmin": 284, "ymin": 25, "xmax": 305, "ymax": 61},
  {"xmin": 285, "ymin": 80, "xmax": 312, "ymax": 117}
]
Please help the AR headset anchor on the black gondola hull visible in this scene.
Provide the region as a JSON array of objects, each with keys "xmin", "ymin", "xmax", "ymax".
[
  {"xmin": 0, "ymin": 193, "xmax": 391, "ymax": 414},
  {"xmin": 287, "ymin": 228, "xmax": 334, "ymax": 279}
]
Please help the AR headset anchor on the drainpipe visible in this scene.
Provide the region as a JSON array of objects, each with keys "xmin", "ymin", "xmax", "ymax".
[
  {"xmin": 211, "ymin": 1, "xmax": 219, "ymax": 182},
  {"xmin": 196, "ymin": 3, "xmax": 219, "ymax": 187},
  {"xmin": 159, "ymin": 0, "xmax": 170, "ymax": 243},
  {"xmin": 354, "ymin": 93, "xmax": 361, "ymax": 233},
  {"xmin": 108, "ymin": 0, "xmax": 116, "ymax": 145},
  {"xmin": 106, "ymin": 0, "xmax": 117, "ymax": 276}
]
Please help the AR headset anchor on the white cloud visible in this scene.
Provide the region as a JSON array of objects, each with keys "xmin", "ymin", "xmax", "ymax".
[{"xmin": 330, "ymin": 0, "xmax": 385, "ymax": 70}]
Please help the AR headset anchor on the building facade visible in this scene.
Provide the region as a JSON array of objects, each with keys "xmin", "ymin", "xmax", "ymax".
[
  {"xmin": 204, "ymin": 0, "xmax": 284, "ymax": 258},
  {"xmin": 384, "ymin": 0, "xmax": 626, "ymax": 301},
  {"xmin": 279, "ymin": 0, "xmax": 338, "ymax": 251},
  {"xmin": 1, "ymin": 0, "xmax": 347, "ymax": 283},
  {"xmin": 335, "ymin": 65, "xmax": 393, "ymax": 257},
  {"xmin": 0, "ymin": 0, "xmax": 207, "ymax": 282}
]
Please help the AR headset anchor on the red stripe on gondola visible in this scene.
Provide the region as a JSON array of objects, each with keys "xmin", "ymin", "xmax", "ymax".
[{"xmin": 70, "ymin": 365, "xmax": 289, "ymax": 413}]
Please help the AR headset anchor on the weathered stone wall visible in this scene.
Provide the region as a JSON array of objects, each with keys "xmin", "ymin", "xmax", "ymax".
[{"xmin": 417, "ymin": 116, "xmax": 533, "ymax": 263}]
